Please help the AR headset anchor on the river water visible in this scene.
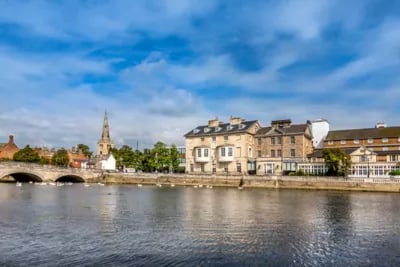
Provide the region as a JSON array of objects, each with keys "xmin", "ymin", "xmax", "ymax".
[{"xmin": 0, "ymin": 183, "xmax": 399, "ymax": 266}]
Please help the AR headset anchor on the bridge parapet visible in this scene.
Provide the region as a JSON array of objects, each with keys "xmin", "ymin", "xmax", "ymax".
[{"xmin": 0, "ymin": 161, "xmax": 102, "ymax": 182}]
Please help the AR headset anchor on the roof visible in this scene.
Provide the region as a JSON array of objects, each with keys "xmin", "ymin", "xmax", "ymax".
[
  {"xmin": 307, "ymin": 147, "xmax": 359, "ymax": 158},
  {"xmin": 255, "ymin": 123, "xmax": 311, "ymax": 137},
  {"xmin": 326, "ymin": 126, "xmax": 400, "ymax": 140},
  {"xmin": 184, "ymin": 120, "xmax": 259, "ymax": 137}
]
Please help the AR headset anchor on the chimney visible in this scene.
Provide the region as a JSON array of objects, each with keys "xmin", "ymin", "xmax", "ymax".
[
  {"xmin": 208, "ymin": 117, "xmax": 220, "ymax": 127},
  {"xmin": 229, "ymin": 116, "xmax": 244, "ymax": 125},
  {"xmin": 271, "ymin": 119, "xmax": 292, "ymax": 129},
  {"xmin": 8, "ymin": 135, "xmax": 14, "ymax": 144},
  {"xmin": 72, "ymin": 146, "xmax": 76, "ymax": 153}
]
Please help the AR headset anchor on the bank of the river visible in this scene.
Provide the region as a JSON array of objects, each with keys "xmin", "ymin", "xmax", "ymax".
[{"xmin": 103, "ymin": 173, "xmax": 400, "ymax": 193}]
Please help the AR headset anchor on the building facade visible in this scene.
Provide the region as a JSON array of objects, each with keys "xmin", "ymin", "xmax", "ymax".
[
  {"xmin": 185, "ymin": 117, "xmax": 261, "ymax": 175},
  {"xmin": 254, "ymin": 120, "xmax": 313, "ymax": 175},
  {"xmin": 0, "ymin": 135, "xmax": 20, "ymax": 159}
]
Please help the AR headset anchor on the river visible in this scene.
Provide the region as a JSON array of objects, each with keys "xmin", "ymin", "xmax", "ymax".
[{"xmin": 0, "ymin": 183, "xmax": 399, "ymax": 266}]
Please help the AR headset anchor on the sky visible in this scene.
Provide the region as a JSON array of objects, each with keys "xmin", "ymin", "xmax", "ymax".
[{"xmin": 0, "ymin": 0, "xmax": 399, "ymax": 151}]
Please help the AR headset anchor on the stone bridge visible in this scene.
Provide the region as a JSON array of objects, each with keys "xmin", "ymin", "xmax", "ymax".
[{"xmin": 0, "ymin": 161, "xmax": 104, "ymax": 183}]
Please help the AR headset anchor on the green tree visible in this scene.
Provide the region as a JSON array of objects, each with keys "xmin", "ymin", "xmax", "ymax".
[
  {"xmin": 13, "ymin": 145, "xmax": 40, "ymax": 163},
  {"xmin": 151, "ymin": 141, "xmax": 170, "ymax": 172},
  {"xmin": 169, "ymin": 145, "xmax": 180, "ymax": 172},
  {"xmin": 77, "ymin": 144, "xmax": 93, "ymax": 158},
  {"xmin": 322, "ymin": 148, "xmax": 351, "ymax": 177},
  {"xmin": 52, "ymin": 148, "xmax": 70, "ymax": 166}
]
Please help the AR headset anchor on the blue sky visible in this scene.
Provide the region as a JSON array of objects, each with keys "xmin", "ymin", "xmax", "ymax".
[{"xmin": 0, "ymin": 0, "xmax": 399, "ymax": 151}]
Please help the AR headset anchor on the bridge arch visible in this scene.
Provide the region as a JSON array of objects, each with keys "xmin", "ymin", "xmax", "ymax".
[
  {"xmin": 1, "ymin": 171, "xmax": 43, "ymax": 183},
  {"xmin": 55, "ymin": 175, "xmax": 85, "ymax": 183}
]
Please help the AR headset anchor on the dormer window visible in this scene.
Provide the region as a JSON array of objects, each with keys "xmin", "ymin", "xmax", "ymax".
[
  {"xmin": 215, "ymin": 126, "xmax": 222, "ymax": 132},
  {"xmin": 382, "ymin": 137, "xmax": 388, "ymax": 143},
  {"xmin": 328, "ymin": 140, "xmax": 333, "ymax": 145},
  {"xmin": 238, "ymin": 124, "xmax": 245, "ymax": 129},
  {"xmin": 354, "ymin": 139, "xmax": 359, "ymax": 144},
  {"xmin": 340, "ymin": 140, "xmax": 346, "ymax": 144},
  {"xmin": 226, "ymin": 125, "xmax": 233, "ymax": 131},
  {"xmin": 204, "ymin": 127, "xmax": 210, "ymax": 133},
  {"xmin": 193, "ymin": 129, "xmax": 200, "ymax": 134}
]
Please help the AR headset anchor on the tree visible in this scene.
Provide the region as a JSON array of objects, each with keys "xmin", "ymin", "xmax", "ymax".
[
  {"xmin": 169, "ymin": 145, "xmax": 180, "ymax": 172},
  {"xmin": 77, "ymin": 144, "xmax": 93, "ymax": 158},
  {"xmin": 151, "ymin": 141, "xmax": 170, "ymax": 172},
  {"xmin": 322, "ymin": 148, "xmax": 351, "ymax": 177},
  {"xmin": 13, "ymin": 145, "xmax": 40, "ymax": 163},
  {"xmin": 52, "ymin": 148, "xmax": 70, "ymax": 166}
]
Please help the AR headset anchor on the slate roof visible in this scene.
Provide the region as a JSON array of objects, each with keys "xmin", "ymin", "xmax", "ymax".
[
  {"xmin": 184, "ymin": 120, "xmax": 259, "ymax": 137},
  {"xmin": 307, "ymin": 147, "xmax": 359, "ymax": 158},
  {"xmin": 255, "ymin": 123, "xmax": 311, "ymax": 137},
  {"xmin": 325, "ymin": 126, "xmax": 400, "ymax": 140}
]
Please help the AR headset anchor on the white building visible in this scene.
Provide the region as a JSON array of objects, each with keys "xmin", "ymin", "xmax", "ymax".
[
  {"xmin": 309, "ymin": 119, "xmax": 330, "ymax": 148},
  {"xmin": 100, "ymin": 154, "xmax": 116, "ymax": 170}
]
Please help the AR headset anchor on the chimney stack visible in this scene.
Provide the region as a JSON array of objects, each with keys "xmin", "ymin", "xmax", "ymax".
[{"xmin": 8, "ymin": 135, "xmax": 14, "ymax": 144}]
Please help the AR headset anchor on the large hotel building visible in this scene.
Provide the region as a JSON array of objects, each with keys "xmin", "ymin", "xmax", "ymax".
[{"xmin": 185, "ymin": 118, "xmax": 400, "ymax": 178}]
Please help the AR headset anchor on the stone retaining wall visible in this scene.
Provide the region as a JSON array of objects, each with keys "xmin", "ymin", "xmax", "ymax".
[{"xmin": 104, "ymin": 174, "xmax": 400, "ymax": 193}]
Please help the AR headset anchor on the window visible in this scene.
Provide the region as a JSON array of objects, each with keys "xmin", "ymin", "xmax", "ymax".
[
  {"xmin": 200, "ymin": 163, "xmax": 205, "ymax": 172},
  {"xmin": 383, "ymin": 147, "xmax": 388, "ymax": 151},
  {"xmin": 271, "ymin": 150, "xmax": 275, "ymax": 157},
  {"xmin": 290, "ymin": 136, "xmax": 295, "ymax": 144},
  {"xmin": 204, "ymin": 149, "xmax": 208, "ymax": 157},
  {"xmin": 224, "ymin": 164, "xmax": 228, "ymax": 173},
  {"xmin": 277, "ymin": 136, "xmax": 282, "ymax": 145},
  {"xmin": 224, "ymin": 136, "xmax": 228, "ymax": 141},
  {"xmin": 221, "ymin": 147, "xmax": 226, "ymax": 157},
  {"xmin": 328, "ymin": 140, "xmax": 333, "ymax": 145},
  {"xmin": 197, "ymin": 148, "xmax": 201, "ymax": 157},
  {"xmin": 361, "ymin": 155, "xmax": 368, "ymax": 162},
  {"xmin": 382, "ymin": 138, "xmax": 388, "ymax": 143},
  {"xmin": 271, "ymin": 137, "xmax": 275, "ymax": 145},
  {"xmin": 368, "ymin": 138, "xmax": 373, "ymax": 144},
  {"xmin": 236, "ymin": 163, "xmax": 241, "ymax": 173},
  {"xmin": 277, "ymin": 149, "xmax": 282, "ymax": 157},
  {"xmin": 258, "ymin": 138, "xmax": 262, "ymax": 145},
  {"xmin": 290, "ymin": 149, "xmax": 295, "ymax": 157},
  {"xmin": 228, "ymin": 147, "xmax": 233, "ymax": 157},
  {"xmin": 201, "ymin": 137, "xmax": 204, "ymax": 142},
  {"xmin": 212, "ymin": 136, "xmax": 216, "ymax": 142},
  {"xmin": 257, "ymin": 150, "xmax": 261, "ymax": 157},
  {"xmin": 390, "ymin": 155, "xmax": 397, "ymax": 162},
  {"xmin": 340, "ymin": 140, "xmax": 346, "ymax": 144},
  {"xmin": 354, "ymin": 139, "xmax": 359, "ymax": 144}
]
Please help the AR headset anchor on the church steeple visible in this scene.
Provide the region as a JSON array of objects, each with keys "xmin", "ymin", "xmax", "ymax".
[
  {"xmin": 97, "ymin": 111, "xmax": 114, "ymax": 156},
  {"xmin": 101, "ymin": 111, "xmax": 110, "ymax": 140}
]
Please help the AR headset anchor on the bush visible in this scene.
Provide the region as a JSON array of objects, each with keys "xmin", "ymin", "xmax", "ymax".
[{"xmin": 389, "ymin": 170, "xmax": 400, "ymax": 176}]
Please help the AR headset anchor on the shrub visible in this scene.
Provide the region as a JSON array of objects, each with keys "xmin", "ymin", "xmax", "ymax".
[{"xmin": 389, "ymin": 170, "xmax": 400, "ymax": 176}]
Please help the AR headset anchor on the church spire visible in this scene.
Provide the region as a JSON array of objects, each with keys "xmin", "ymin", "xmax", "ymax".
[
  {"xmin": 97, "ymin": 111, "xmax": 114, "ymax": 156},
  {"xmin": 101, "ymin": 111, "xmax": 110, "ymax": 140}
]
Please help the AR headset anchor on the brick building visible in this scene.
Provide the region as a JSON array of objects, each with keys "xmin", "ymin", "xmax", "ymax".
[
  {"xmin": 255, "ymin": 119, "xmax": 313, "ymax": 175},
  {"xmin": 0, "ymin": 135, "xmax": 20, "ymax": 159}
]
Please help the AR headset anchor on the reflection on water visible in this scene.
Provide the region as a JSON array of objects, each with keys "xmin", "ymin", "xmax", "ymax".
[{"xmin": 0, "ymin": 184, "xmax": 399, "ymax": 266}]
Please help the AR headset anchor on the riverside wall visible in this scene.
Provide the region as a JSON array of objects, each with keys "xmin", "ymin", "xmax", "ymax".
[{"xmin": 103, "ymin": 173, "xmax": 400, "ymax": 193}]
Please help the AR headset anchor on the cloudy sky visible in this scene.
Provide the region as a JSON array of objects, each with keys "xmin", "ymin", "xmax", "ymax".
[{"xmin": 0, "ymin": 0, "xmax": 399, "ymax": 151}]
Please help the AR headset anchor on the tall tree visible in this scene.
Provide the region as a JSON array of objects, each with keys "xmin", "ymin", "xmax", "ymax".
[
  {"xmin": 77, "ymin": 144, "xmax": 93, "ymax": 158},
  {"xmin": 169, "ymin": 145, "xmax": 180, "ymax": 172},
  {"xmin": 151, "ymin": 141, "xmax": 169, "ymax": 172},
  {"xmin": 52, "ymin": 148, "xmax": 70, "ymax": 166},
  {"xmin": 13, "ymin": 145, "xmax": 40, "ymax": 163},
  {"xmin": 322, "ymin": 148, "xmax": 351, "ymax": 176}
]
